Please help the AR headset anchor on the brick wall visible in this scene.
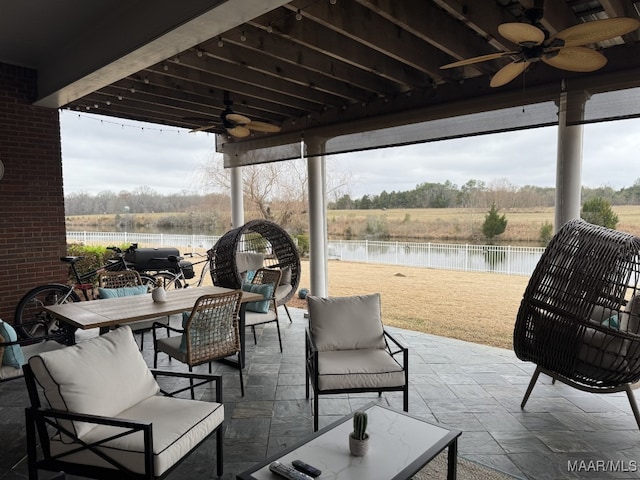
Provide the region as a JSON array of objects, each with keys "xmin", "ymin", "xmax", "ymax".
[{"xmin": 0, "ymin": 62, "xmax": 68, "ymax": 324}]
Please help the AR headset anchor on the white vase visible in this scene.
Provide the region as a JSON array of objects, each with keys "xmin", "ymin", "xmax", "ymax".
[{"xmin": 152, "ymin": 286, "xmax": 166, "ymax": 302}]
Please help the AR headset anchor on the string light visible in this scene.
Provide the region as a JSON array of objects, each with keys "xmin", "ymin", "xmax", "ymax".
[
  {"xmin": 196, "ymin": 49, "xmax": 203, "ymax": 57},
  {"xmin": 266, "ymin": 23, "xmax": 273, "ymax": 33},
  {"xmin": 330, "ymin": 0, "xmax": 337, "ymax": 4},
  {"xmin": 65, "ymin": 111, "xmax": 186, "ymax": 134},
  {"xmin": 296, "ymin": 9, "xmax": 302, "ymax": 20},
  {"xmin": 217, "ymin": 37, "xmax": 224, "ymax": 47},
  {"xmin": 240, "ymin": 31, "xmax": 247, "ymax": 41}
]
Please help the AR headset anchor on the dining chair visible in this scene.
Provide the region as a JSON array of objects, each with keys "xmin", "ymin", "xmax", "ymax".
[
  {"xmin": 242, "ymin": 268, "xmax": 283, "ymax": 352},
  {"xmin": 153, "ymin": 291, "xmax": 244, "ymax": 397},
  {"xmin": 305, "ymin": 293, "xmax": 409, "ymax": 431},
  {"xmin": 97, "ymin": 270, "xmax": 168, "ymax": 349}
]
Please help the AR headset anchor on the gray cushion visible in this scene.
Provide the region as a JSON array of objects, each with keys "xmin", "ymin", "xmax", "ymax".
[
  {"xmin": 316, "ymin": 349, "xmax": 405, "ymax": 391},
  {"xmin": 29, "ymin": 326, "xmax": 159, "ymax": 439},
  {"xmin": 236, "ymin": 252, "xmax": 264, "ymax": 274},
  {"xmin": 49, "ymin": 395, "xmax": 224, "ymax": 476},
  {"xmin": 308, "ymin": 294, "xmax": 385, "ymax": 351}
]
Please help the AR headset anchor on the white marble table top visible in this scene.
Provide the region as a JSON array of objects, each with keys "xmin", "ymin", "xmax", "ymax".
[{"xmin": 241, "ymin": 404, "xmax": 461, "ymax": 480}]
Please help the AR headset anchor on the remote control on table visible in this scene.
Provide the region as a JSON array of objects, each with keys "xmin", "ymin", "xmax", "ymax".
[
  {"xmin": 292, "ymin": 460, "xmax": 322, "ymax": 477},
  {"xmin": 269, "ymin": 461, "xmax": 313, "ymax": 480}
]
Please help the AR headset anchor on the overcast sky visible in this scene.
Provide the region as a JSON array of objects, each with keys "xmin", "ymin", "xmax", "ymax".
[{"xmin": 60, "ymin": 110, "xmax": 640, "ymax": 199}]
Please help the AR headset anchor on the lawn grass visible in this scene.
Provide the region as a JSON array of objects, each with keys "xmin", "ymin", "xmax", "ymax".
[{"xmin": 287, "ymin": 259, "xmax": 529, "ymax": 350}]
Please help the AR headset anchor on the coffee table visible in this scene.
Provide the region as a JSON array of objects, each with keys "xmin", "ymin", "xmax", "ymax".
[{"xmin": 236, "ymin": 403, "xmax": 462, "ymax": 480}]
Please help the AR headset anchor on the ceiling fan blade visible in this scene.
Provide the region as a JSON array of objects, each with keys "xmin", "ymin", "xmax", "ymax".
[
  {"xmin": 490, "ymin": 61, "xmax": 529, "ymax": 87},
  {"xmin": 247, "ymin": 121, "xmax": 281, "ymax": 133},
  {"xmin": 498, "ymin": 23, "xmax": 545, "ymax": 46},
  {"xmin": 189, "ymin": 124, "xmax": 218, "ymax": 133},
  {"xmin": 227, "ymin": 125, "xmax": 251, "ymax": 138},
  {"xmin": 440, "ymin": 51, "xmax": 516, "ymax": 69},
  {"xmin": 552, "ymin": 17, "xmax": 640, "ymax": 48},
  {"xmin": 541, "ymin": 46, "xmax": 607, "ymax": 72},
  {"xmin": 226, "ymin": 113, "xmax": 252, "ymax": 125}
]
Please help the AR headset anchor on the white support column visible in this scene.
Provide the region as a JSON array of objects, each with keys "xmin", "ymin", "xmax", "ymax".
[
  {"xmin": 230, "ymin": 163, "xmax": 244, "ymax": 229},
  {"xmin": 306, "ymin": 137, "xmax": 328, "ymax": 297},
  {"xmin": 555, "ymin": 84, "xmax": 589, "ymax": 233}
]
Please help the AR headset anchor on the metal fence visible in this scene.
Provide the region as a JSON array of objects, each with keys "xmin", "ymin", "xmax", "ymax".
[{"xmin": 68, "ymin": 231, "xmax": 544, "ymax": 276}]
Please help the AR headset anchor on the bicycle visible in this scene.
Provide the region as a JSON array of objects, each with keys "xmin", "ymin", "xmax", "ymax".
[
  {"xmin": 148, "ymin": 251, "xmax": 211, "ymax": 290},
  {"xmin": 14, "ymin": 245, "xmax": 155, "ymax": 339}
]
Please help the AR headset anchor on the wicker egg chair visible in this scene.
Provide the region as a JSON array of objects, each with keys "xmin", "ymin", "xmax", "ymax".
[
  {"xmin": 208, "ymin": 219, "xmax": 301, "ymax": 321},
  {"xmin": 514, "ymin": 219, "xmax": 640, "ymax": 429}
]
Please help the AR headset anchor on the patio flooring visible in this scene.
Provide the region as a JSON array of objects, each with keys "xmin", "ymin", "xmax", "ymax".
[{"xmin": 2, "ymin": 307, "xmax": 640, "ymax": 479}]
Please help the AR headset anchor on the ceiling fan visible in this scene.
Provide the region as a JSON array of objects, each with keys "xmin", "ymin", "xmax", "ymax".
[
  {"xmin": 440, "ymin": 2, "xmax": 640, "ymax": 88},
  {"xmin": 190, "ymin": 92, "xmax": 281, "ymax": 137}
]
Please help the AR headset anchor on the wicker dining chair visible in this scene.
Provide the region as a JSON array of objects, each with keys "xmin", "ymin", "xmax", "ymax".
[
  {"xmin": 97, "ymin": 270, "xmax": 166, "ymax": 349},
  {"xmin": 153, "ymin": 291, "xmax": 244, "ymax": 397},
  {"xmin": 514, "ymin": 219, "xmax": 640, "ymax": 429},
  {"xmin": 243, "ymin": 268, "xmax": 283, "ymax": 352}
]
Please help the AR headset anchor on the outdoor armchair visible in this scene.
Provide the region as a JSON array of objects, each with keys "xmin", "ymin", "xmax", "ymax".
[
  {"xmin": 305, "ymin": 293, "xmax": 408, "ymax": 431},
  {"xmin": 153, "ymin": 291, "xmax": 244, "ymax": 396},
  {"xmin": 23, "ymin": 325, "xmax": 225, "ymax": 480}
]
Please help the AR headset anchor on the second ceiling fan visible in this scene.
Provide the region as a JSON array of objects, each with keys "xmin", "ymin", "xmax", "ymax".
[
  {"xmin": 440, "ymin": 2, "xmax": 640, "ymax": 87},
  {"xmin": 192, "ymin": 92, "xmax": 281, "ymax": 138}
]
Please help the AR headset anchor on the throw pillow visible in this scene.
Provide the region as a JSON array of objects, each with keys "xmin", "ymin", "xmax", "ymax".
[
  {"xmin": 242, "ymin": 283, "xmax": 274, "ymax": 313},
  {"xmin": 98, "ymin": 285, "xmax": 148, "ymax": 299},
  {"xmin": 601, "ymin": 314, "xmax": 619, "ymax": 329},
  {"xmin": 0, "ymin": 320, "xmax": 24, "ymax": 368}
]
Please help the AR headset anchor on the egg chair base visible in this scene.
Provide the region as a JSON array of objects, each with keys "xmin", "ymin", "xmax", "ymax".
[{"xmin": 521, "ymin": 365, "xmax": 640, "ymax": 429}]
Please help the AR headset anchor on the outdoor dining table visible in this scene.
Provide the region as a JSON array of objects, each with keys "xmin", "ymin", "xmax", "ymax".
[{"xmin": 44, "ymin": 285, "xmax": 263, "ymax": 366}]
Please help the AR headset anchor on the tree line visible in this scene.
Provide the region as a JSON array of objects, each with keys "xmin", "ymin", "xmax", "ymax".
[
  {"xmin": 65, "ymin": 178, "xmax": 640, "ymax": 216},
  {"xmin": 329, "ymin": 179, "xmax": 640, "ymax": 210}
]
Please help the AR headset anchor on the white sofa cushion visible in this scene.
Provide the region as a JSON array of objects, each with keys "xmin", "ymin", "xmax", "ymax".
[
  {"xmin": 29, "ymin": 326, "xmax": 159, "ymax": 439},
  {"xmin": 49, "ymin": 395, "xmax": 224, "ymax": 476},
  {"xmin": 317, "ymin": 349, "xmax": 405, "ymax": 391},
  {"xmin": 308, "ymin": 294, "xmax": 386, "ymax": 351}
]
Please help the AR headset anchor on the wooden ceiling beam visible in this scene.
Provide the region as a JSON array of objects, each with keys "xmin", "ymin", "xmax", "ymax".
[
  {"xmin": 354, "ymin": 0, "xmax": 503, "ymax": 76},
  {"xmin": 286, "ymin": 0, "xmax": 451, "ymax": 80},
  {"xmin": 253, "ymin": 6, "xmax": 430, "ymax": 89}
]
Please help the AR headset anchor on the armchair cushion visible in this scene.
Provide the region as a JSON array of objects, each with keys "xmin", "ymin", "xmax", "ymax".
[
  {"xmin": 29, "ymin": 326, "xmax": 160, "ymax": 439},
  {"xmin": 316, "ymin": 349, "xmax": 405, "ymax": 391},
  {"xmin": 0, "ymin": 321, "xmax": 23, "ymax": 368},
  {"xmin": 98, "ymin": 285, "xmax": 148, "ymax": 299},
  {"xmin": 308, "ymin": 294, "xmax": 386, "ymax": 351},
  {"xmin": 48, "ymin": 395, "xmax": 224, "ymax": 476}
]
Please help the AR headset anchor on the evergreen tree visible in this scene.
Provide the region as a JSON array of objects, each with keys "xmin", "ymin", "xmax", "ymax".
[
  {"xmin": 482, "ymin": 203, "xmax": 507, "ymax": 244},
  {"xmin": 581, "ymin": 197, "xmax": 618, "ymax": 229}
]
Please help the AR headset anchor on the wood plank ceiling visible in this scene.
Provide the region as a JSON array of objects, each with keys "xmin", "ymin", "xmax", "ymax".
[{"xmin": 63, "ymin": 0, "xmax": 640, "ymax": 144}]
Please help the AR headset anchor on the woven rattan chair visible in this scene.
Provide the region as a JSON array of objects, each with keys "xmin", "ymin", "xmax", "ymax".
[
  {"xmin": 243, "ymin": 268, "xmax": 283, "ymax": 352},
  {"xmin": 153, "ymin": 291, "xmax": 244, "ymax": 397},
  {"xmin": 514, "ymin": 219, "xmax": 640, "ymax": 429},
  {"xmin": 209, "ymin": 219, "xmax": 300, "ymax": 322},
  {"xmin": 97, "ymin": 270, "xmax": 167, "ymax": 349}
]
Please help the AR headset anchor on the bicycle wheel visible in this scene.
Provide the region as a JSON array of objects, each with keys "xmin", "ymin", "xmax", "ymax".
[
  {"xmin": 152, "ymin": 271, "xmax": 183, "ymax": 289},
  {"xmin": 14, "ymin": 284, "xmax": 82, "ymax": 338},
  {"xmin": 139, "ymin": 274, "xmax": 157, "ymax": 289}
]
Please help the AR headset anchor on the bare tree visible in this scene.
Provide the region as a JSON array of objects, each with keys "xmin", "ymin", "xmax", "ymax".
[{"xmin": 200, "ymin": 152, "xmax": 352, "ymax": 231}]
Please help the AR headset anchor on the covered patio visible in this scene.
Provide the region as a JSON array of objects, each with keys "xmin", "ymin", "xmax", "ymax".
[
  {"xmin": 1, "ymin": 2, "xmax": 640, "ymax": 479},
  {"xmin": 2, "ymin": 308, "xmax": 639, "ymax": 479}
]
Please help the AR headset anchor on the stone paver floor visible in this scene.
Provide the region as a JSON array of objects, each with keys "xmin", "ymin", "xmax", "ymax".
[{"xmin": 1, "ymin": 307, "xmax": 639, "ymax": 479}]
